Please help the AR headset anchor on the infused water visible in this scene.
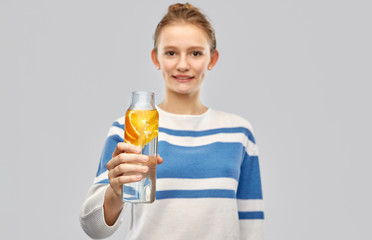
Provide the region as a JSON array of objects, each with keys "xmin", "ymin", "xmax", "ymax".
[{"xmin": 123, "ymin": 103, "xmax": 159, "ymax": 203}]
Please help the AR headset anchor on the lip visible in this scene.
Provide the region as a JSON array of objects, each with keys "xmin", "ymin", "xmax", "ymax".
[{"xmin": 172, "ymin": 74, "xmax": 194, "ymax": 83}]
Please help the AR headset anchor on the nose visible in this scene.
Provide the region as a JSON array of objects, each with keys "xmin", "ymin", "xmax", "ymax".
[{"xmin": 176, "ymin": 55, "xmax": 190, "ymax": 72}]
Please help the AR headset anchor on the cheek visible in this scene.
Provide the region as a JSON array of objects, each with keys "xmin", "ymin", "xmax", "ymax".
[
  {"xmin": 194, "ymin": 59, "xmax": 209, "ymax": 74},
  {"xmin": 160, "ymin": 60, "xmax": 175, "ymax": 75}
]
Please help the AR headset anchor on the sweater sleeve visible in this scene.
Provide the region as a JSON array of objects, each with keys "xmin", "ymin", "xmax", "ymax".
[
  {"xmin": 80, "ymin": 184, "xmax": 125, "ymax": 239},
  {"xmin": 80, "ymin": 119, "xmax": 126, "ymax": 239},
  {"xmin": 236, "ymin": 128, "xmax": 265, "ymax": 240}
]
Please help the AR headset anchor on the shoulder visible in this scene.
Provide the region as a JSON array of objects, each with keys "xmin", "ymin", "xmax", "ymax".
[
  {"xmin": 208, "ymin": 109, "xmax": 258, "ymax": 145},
  {"xmin": 208, "ymin": 109, "xmax": 254, "ymax": 132},
  {"xmin": 112, "ymin": 116, "xmax": 125, "ymax": 126},
  {"xmin": 104, "ymin": 116, "xmax": 125, "ymax": 138}
]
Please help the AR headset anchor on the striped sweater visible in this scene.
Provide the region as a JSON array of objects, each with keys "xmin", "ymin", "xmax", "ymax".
[{"xmin": 80, "ymin": 107, "xmax": 264, "ymax": 240}]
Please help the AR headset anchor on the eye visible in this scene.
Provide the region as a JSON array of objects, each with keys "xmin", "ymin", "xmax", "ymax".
[
  {"xmin": 166, "ymin": 51, "xmax": 176, "ymax": 56},
  {"xmin": 191, "ymin": 51, "xmax": 202, "ymax": 56}
]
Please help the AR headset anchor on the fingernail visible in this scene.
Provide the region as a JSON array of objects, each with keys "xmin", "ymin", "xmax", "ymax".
[
  {"xmin": 136, "ymin": 174, "xmax": 142, "ymax": 180},
  {"xmin": 142, "ymin": 166, "xmax": 148, "ymax": 172},
  {"xmin": 135, "ymin": 146, "xmax": 142, "ymax": 152},
  {"xmin": 142, "ymin": 156, "xmax": 149, "ymax": 162}
]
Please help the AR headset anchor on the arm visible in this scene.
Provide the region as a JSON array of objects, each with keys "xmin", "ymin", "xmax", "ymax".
[
  {"xmin": 80, "ymin": 121, "xmax": 163, "ymax": 239},
  {"xmin": 79, "ymin": 121, "xmax": 126, "ymax": 239},
  {"xmin": 80, "ymin": 184, "xmax": 123, "ymax": 239},
  {"xmin": 237, "ymin": 130, "xmax": 265, "ymax": 240}
]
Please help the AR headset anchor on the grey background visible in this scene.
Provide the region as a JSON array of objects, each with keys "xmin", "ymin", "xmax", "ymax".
[{"xmin": 1, "ymin": 0, "xmax": 371, "ymax": 239}]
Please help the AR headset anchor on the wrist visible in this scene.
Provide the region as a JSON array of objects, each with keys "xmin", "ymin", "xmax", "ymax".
[
  {"xmin": 105, "ymin": 186, "xmax": 124, "ymax": 207},
  {"xmin": 103, "ymin": 186, "xmax": 124, "ymax": 226}
]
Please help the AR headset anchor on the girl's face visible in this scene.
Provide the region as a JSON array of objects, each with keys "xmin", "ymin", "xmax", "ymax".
[{"xmin": 152, "ymin": 23, "xmax": 218, "ymax": 96}]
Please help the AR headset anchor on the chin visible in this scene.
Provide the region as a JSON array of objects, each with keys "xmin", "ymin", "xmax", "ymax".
[
  {"xmin": 171, "ymin": 87, "xmax": 200, "ymax": 96},
  {"xmin": 164, "ymin": 80, "xmax": 202, "ymax": 96}
]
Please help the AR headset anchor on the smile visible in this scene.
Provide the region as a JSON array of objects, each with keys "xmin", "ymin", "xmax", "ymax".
[{"xmin": 173, "ymin": 75, "xmax": 194, "ymax": 82}]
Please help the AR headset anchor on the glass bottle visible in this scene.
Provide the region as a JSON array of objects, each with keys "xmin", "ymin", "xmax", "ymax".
[{"xmin": 122, "ymin": 91, "xmax": 159, "ymax": 203}]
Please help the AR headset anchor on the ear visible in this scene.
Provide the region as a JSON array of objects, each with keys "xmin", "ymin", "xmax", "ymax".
[
  {"xmin": 151, "ymin": 49, "xmax": 160, "ymax": 70},
  {"xmin": 208, "ymin": 50, "xmax": 219, "ymax": 70}
]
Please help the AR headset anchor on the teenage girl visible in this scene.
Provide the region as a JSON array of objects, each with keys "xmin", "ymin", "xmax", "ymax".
[{"xmin": 80, "ymin": 3, "xmax": 264, "ymax": 240}]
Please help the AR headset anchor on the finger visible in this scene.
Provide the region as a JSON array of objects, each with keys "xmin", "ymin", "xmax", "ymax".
[
  {"xmin": 113, "ymin": 174, "xmax": 143, "ymax": 186},
  {"xmin": 112, "ymin": 142, "xmax": 142, "ymax": 157},
  {"xmin": 156, "ymin": 154, "xmax": 164, "ymax": 164},
  {"xmin": 109, "ymin": 163, "xmax": 149, "ymax": 179},
  {"xmin": 107, "ymin": 153, "xmax": 149, "ymax": 170}
]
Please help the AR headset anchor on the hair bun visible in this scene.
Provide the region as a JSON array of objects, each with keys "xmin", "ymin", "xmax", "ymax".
[{"xmin": 168, "ymin": 3, "xmax": 198, "ymax": 13}]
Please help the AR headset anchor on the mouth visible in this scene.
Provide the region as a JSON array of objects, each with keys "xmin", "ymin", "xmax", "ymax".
[{"xmin": 172, "ymin": 75, "xmax": 194, "ymax": 83}]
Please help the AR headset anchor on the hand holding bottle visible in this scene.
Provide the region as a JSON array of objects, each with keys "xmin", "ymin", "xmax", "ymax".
[
  {"xmin": 106, "ymin": 142, "xmax": 163, "ymax": 199},
  {"xmin": 103, "ymin": 142, "xmax": 163, "ymax": 226}
]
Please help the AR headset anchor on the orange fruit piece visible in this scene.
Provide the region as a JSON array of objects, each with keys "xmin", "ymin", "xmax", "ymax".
[{"xmin": 124, "ymin": 110, "xmax": 159, "ymax": 147}]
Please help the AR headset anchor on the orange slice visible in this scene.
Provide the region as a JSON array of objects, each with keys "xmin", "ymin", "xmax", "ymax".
[{"xmin": 124, "ymin": 110, "xmax": 158, "ymax": 147}]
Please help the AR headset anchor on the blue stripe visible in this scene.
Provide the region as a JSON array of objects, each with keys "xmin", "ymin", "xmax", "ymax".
[
  {"xmin": 159, "ymin": 127, "xmax": 256, "ymax": 144},
  {"xmin": 123, "ymin": 185, "xmax": 137, "ymax": 196},
  {"xmin": 96, "ymin": 179, "xmax": 109, "ymax": 184},
  {"xmin": 238, "ymin": 211, "xmax": 264, "ymax": 220},
  {"xmin": 96, "ymin": 134, "xmax": 123, "ymax": 177},
  {"xmin": 112, "ymin": 121, "xmax": 124, "ymax": 129},
  {"xmin": 156, "ymin": 189, "xmax": 236, "ymax": 200},
  {"xmin": 237, "ymin": 155, "xmax": 263, "ymax": 199},
  {"xmin": 157, "ymin": 142, "xmax": 245, "ymax": 180}
]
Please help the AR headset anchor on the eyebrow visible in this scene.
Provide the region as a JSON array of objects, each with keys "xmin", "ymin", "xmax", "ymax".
[{"xmin": 162, "ymin": 46, "xmax": 206, "ymax": 51}]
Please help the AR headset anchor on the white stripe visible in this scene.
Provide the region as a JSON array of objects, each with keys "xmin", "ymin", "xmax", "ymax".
[
  {"xmin": 107, "ymin": 126, "xmax": 124, "ymax": 138},
  {"xmin": 156, "ymin": 178, "xmax": 238, "ymax": 191},
  {"xmin": 237, "ymin": 199, "xmax": 264, "ymax": 212},
  {"xmin": 131, "ymin": 198, "xmax": 241, "ymax": 239},
  {"xmin": 111, "ymin": 111, "xmax": 256, "ymax": 137},
  {"xmin": 93, "ymin": 174, "xmax": 239, "ymax": 192},
  {"xmin": 239, "ymin": 220, "xmax": 264, "ymax": 239},
  {"xmin": 116, "ymin": 117, "xmax": 125, "ymax": 125},
  {"xmin": 159, "ymin": 132, "xmax": 247, "ymax": 146},
  {"xmin": 94, "ymin": 170, "xmax": 108, "ymax": 184},
  {"xmin": 157, "ymin": 108, "xmax": 254, "ymax": 132}
]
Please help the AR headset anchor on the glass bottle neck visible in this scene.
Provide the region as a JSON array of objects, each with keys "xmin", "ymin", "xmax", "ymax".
[{"xmin": 129, "ymin": 91, "xmax": 155, "ymax": 110}]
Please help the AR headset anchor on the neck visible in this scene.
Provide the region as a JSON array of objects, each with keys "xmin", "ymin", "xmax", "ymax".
[{"xmin": 158, "ymin": 90, "xmax": 208, "ymax": 115}]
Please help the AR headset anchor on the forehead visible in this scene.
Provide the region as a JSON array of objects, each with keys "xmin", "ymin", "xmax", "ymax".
[{"xmin": 157, "ymin": 23, "xmax": 210, "ymax": 49}]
